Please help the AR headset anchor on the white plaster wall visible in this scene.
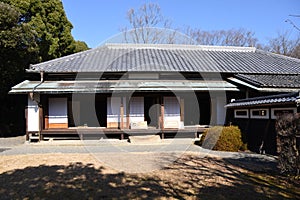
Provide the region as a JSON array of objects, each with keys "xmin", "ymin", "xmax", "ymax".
[{"xmin": 27, "ymin": 95, "xmax": 40, "ymax": 132}]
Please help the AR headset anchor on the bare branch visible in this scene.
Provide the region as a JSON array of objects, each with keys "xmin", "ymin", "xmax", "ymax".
[
  {"xmin": 285, "ymin": 19, "xmax": 300, "ymax": 32},
  {"xmin": 184, "ymin": 27, "xmax": 259, "ymax": 47},
  {"xmin": 121, "ymin": 3, "xmax": 185, "ymax": 44},
  {"xmin": 266, "ymin": 31, "xmax": 300, "ymax": 58}
]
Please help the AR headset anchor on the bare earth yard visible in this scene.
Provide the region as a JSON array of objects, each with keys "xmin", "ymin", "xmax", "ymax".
[{"xmin": 0, "ymin": 152, "xmax": 299, "ymax": 199}]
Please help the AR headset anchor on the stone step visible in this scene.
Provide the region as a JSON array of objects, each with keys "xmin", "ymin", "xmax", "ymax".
[{"xmin": 128, "ymin": 135, "xmax": 161, "ymax": 144}]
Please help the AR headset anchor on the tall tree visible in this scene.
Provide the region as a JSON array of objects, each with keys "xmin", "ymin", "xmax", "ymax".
[
  {"xmin": 0, "ymin": 0, "xmax": 88, "ymax": 136},
  {"xmin": 73, "ymin": 40, "xmax": 90, "ymax": 53},
  {"xmin": 1, "ymin": 0, "xmax": 88, "ymax": 61},
  {"xmin": 265, "ymin": 31, "xmax": 300, "ymax": 59}
]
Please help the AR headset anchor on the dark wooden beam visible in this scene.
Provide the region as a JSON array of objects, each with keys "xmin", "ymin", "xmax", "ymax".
[
  {"xmin": 25, "ymin": 107, "xmax": 29, "ymax": 141},
  {"xmin": 180, "ymin": 98, "xmax": 184, "ymax": 122},
  {"xmin": 126, "ymin": 97, "xmax": 130, "ymax": 129},
  {"xmin": 39, "ymin": 106, "xmax": 43, "ymax": 141},
  {"xmin": 160, "ymin": 97, "xmax": 164, "ymax": 130},
  {"xmin": 120, "ymin": 100, "xmax": 124, "ymax": 129}
]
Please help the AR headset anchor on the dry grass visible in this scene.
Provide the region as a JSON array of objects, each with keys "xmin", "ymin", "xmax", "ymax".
[{"xmin": 0, "ymin": 153, "xmax": 299, "ymax": 199}]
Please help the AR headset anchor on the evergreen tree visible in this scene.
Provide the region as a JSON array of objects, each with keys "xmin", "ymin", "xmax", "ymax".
[{"xmin": 0, "ymin": 0, "xmax": 88, "ymax": 136}]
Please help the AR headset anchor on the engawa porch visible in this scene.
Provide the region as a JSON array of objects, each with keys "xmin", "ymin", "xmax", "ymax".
[{"xmin": 37, "ymin": 126, "xmax": 208, "ymax": 141}]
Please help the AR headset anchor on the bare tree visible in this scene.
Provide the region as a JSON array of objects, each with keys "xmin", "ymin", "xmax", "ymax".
[
  {"xmin": 266, "ymin": 31, "xmax": 300, "ymax": 58},
  {"xmin": 121, "ymin": 3, "xmax": 179, "ymax": 44},
  {"xmin": 185, "ymin": 27, "xmax": 259, "ymax": 47}
]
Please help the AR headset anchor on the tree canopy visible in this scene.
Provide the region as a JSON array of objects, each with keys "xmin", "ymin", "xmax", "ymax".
[
  {"xmin": 1, "ymin": 0, "xmax": 88, "ymax": 61},
  {"xmin": 0, "ymin": 0, "xmax": 89, "ymax": 136}
]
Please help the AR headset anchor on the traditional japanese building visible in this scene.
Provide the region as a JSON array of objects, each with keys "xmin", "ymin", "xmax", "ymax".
[{"xmin": 10, "ymin": 43, "xmax": 300, "ymax": 143}]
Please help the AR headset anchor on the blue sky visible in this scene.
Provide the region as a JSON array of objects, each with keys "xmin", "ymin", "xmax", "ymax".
[{"xmin": 62, "ymin": 0, "xmax": 300, "ymax": 48}]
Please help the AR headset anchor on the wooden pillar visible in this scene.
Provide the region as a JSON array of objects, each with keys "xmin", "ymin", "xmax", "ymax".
[
  {"xmin": 156, "ymin": 97, "xmax": 160, "ymax": 129},
  {"xmin": 44, "ymin": 98, "xmax": 49, "ymax": 129},
  {"xmin": 39, "ymin": 106, "xmax": 43, "ymax": 141},
  {"xmin": 160, "ymin": 97, "xmax": 164, "ymax": 139},
  {"xmin": 160, "ymin": 97, "xmax": 164, "ymax": 130},
  {"xmin": 126, "ymin": 98, "xmax": 130, "ymax": 129},
  {"xmin": 25, "ymin": 108, "xmax": 29, "ymax": 141},
  {"xmin": 180, "ymin": 98, "xmax": 184, "ymax": 122},
  {"xmin": 120, "ymin": 100, "xmax": 124, "ymax": 129}
]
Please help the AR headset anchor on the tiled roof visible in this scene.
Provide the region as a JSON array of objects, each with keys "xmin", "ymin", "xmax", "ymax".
[
  {"xmin": 226, "ymin": 92, "xmax": 300, "ymax": 108},
  {"xmin": 234, "ymin": 74, "xmax": 300, "ymax": 88},
  {"xmin": 27, "ymin": 43, "xmax": 300, "ymax": 74}
]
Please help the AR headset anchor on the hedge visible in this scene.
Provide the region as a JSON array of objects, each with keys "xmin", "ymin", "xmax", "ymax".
[{"xmin": 199, "ymin": 126, "xmax": 245, "ymax": 152}]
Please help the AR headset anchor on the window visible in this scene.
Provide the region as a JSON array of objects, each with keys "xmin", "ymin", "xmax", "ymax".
[
  {"xmin": 271, "ymin": 107, "xmax": 297, "ymax": 119},
  {"xmin": 250, "ymin": 108, "xmax": 269, "ymax": 119},
  {"xmin": 234, "ymin": 109, "xmax": 249, "ymax": 118}
]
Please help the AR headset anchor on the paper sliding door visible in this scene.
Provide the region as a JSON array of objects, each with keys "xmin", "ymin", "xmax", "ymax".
[
  {"xmin": 164, "ymin": 97, "xmax": 181, "ymax": 128},
  {"xmin": 48, "ymin": 98, "xmax": 68, "ymax": 128}
]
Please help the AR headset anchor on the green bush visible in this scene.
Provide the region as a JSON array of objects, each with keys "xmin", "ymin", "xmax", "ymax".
[{"xmin": 199, "ymin": 126, "xmax": 244, "ymax": 152}]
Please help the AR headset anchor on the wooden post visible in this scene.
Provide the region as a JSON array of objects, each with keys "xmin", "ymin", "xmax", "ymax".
[
  {"xmin": 25, "ymin": 108, "xmax": 29, "ymax": 141},
  {"xmin": 160, "ymin": 98, "xmax": 164, "ymax": 130},
  {"xmin": 45, "ymin": 116, "xmax": 49, "ymax": 129},
  {"xmin": 39, "ymin": 106, "xmax": 43, "ymax": 141},
  {"xmin": 126, "ymin": 98, "xmax": 130, "ymax": 129},
  {"xmin": 120, "ymin": 101, "xmax": 124, "ymax": 129},
  {"xmin": 44, "ymin": 97, "xmax": 49, "ymax": 129},
  {"xmin": 161, "ymin": 97, "xmax": 164, "ymax": 139},
  {"xmin": 180, "ymin": 98, "xmax": 184, "ymax": 122}
]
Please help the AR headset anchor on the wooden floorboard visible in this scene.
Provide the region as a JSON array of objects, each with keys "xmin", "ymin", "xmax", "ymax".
[
  {"xmin": 42, "ymin": 127, "xmax": 206, "ymax": 134},
  {"xmin": 40, "ymin": 127, "xmax": 207, "ymax": 140}
]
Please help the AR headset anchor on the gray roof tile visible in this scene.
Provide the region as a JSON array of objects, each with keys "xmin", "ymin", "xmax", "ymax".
[
  {"xmin": 28, "ymin": 43, "xmax": 300, "ymax": 74},
  {"xmin": 235, "ymin": 74, "xmax": 300, "ymax": 88},
  {"xmin": 226, "ymin": 92, "xmax": 299, "ymax": 108}
]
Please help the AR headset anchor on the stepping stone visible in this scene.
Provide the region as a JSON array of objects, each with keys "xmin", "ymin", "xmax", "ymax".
[{"xmin": 128, "ymin": 135, "xmax": 161, "ymax": 144}]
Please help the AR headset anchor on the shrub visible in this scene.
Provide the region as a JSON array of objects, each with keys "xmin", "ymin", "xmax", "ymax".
[{"xmin": 199, "ymin": 126, "xmax": 244, "ymax": 152}]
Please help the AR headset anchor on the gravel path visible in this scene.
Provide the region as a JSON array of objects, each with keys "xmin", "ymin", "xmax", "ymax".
[
  {"xmin": 0, "ymin": 136, "xmax": 25, "ymax": 147},
  {"xmin": 0, "ymin": 136, "xmax": 277, "ymax": 173}
]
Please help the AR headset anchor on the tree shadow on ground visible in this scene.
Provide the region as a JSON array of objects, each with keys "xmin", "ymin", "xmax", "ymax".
[
  {"xmin": 163, "ymin": 155, "xmax": 300, "ymax": 199},
  {"xmin": 0, "ymin": 155, "xmax": 299, "ymax": 199},
  {"xmin": 0, "ymin": 162, "xmax": 173, "ymax": 199}
]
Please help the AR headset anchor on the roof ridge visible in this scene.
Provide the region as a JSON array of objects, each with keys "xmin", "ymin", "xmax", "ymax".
[{"xmin": 105, "ymin": 43, "xmax": 256, "ymax": 52}]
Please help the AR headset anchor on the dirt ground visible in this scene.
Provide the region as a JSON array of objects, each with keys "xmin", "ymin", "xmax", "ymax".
[{"xmin": 0, "ymin": 152, "xmax": 299, "ymax": 199}]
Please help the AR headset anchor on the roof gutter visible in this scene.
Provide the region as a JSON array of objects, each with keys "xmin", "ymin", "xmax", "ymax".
[{"xmin": 29, "ymin": 71, "xmax": 44, "ymax": 103}]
